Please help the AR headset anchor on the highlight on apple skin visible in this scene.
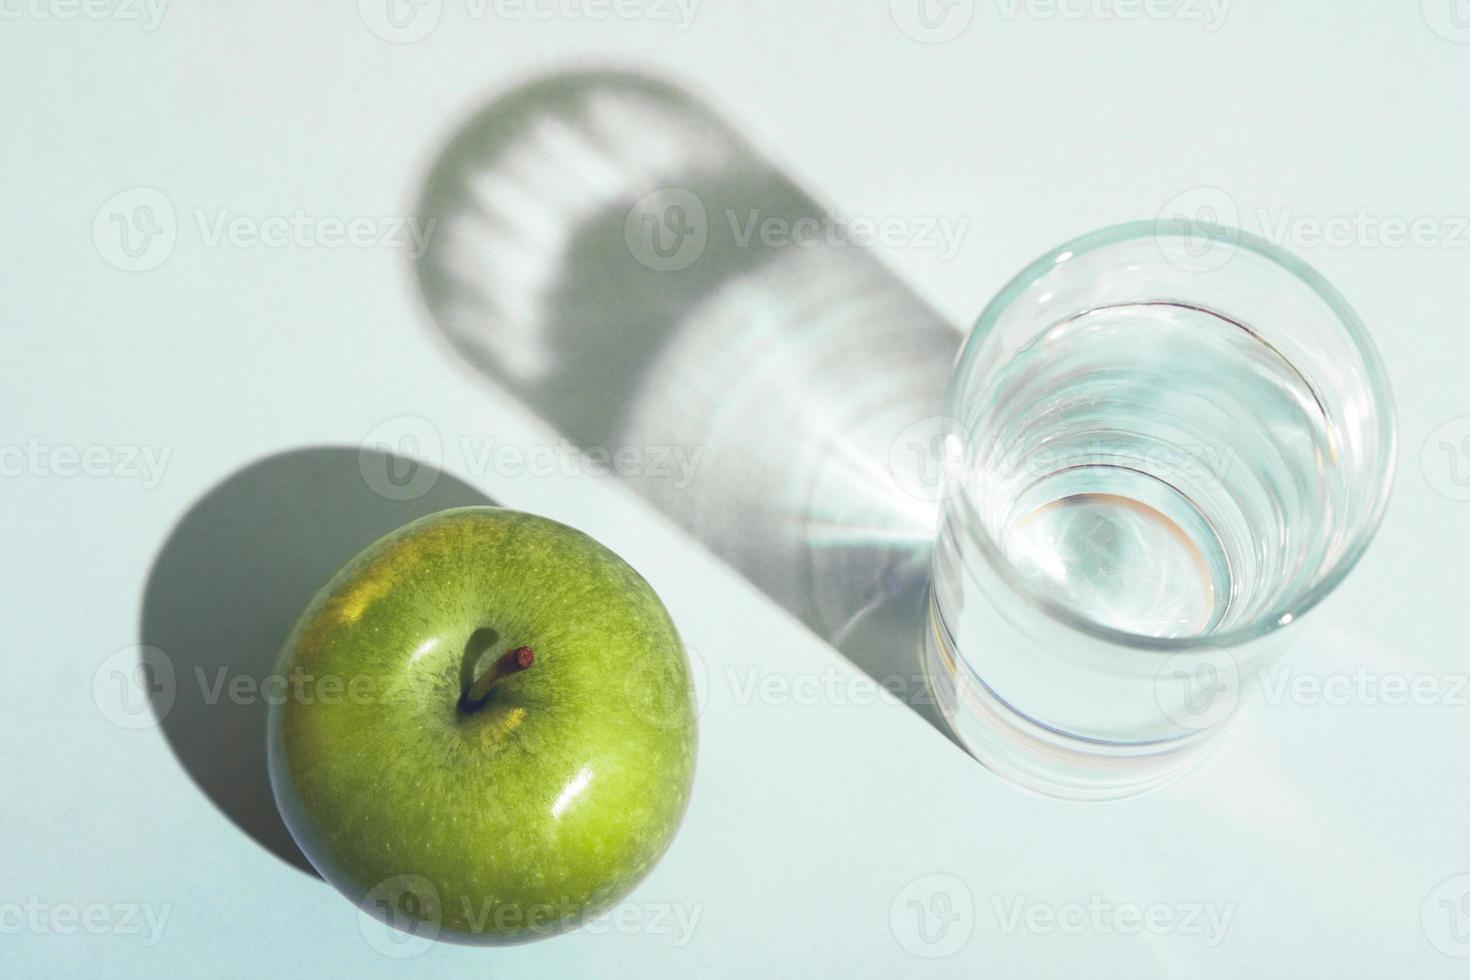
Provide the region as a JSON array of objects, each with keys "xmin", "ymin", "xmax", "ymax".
[{"xmin": 266, "ymin": 506, "xmax": 698, "ymax": 945}]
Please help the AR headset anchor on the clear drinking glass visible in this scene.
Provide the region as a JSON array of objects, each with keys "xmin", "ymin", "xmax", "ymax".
[{"xmin": 925, "ymin": 220, "xmax": 1396, "ymax": 800}]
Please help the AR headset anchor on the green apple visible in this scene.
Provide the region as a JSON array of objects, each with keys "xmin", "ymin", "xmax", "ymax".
[{"xmin": 266, "ymin": 506, "xmax": 697, "ymax": 945}]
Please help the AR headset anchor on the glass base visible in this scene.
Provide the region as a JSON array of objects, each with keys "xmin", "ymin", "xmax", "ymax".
[{"xmin": 923, "ymin": 591, "xmax": 1220, "ymax": 802}]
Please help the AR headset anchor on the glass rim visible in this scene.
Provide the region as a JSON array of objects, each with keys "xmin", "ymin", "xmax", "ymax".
[{"xmin": 946, "ymin": 219, "xmax": 1398, "ymax": 654}]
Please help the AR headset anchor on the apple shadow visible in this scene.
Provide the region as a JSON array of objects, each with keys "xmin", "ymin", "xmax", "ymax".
[
  {"xmin": 413, "ymin": 69, "xmax": 964, "ymax": 736},
  {"xmin": 139, "ymin": 446, "xmax": 495, "ymax": 876}
]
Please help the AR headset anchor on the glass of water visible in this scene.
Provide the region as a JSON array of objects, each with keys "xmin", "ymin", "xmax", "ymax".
[{"xmin": 925, "ymin": 220, "xmax": 1396, "ymax": 800}]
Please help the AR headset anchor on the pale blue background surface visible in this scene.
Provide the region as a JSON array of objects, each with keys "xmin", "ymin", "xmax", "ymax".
[{"xmin": 4, "ymin": 2, "xmax": 1470, "ymax": 976}]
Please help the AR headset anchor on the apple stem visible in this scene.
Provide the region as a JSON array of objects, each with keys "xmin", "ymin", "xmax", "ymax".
[{"xmin": 463, "ymin": 646, "xmax": 535, "ymax": 708}]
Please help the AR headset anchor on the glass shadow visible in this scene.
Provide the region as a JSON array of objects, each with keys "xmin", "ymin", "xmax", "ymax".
[{"xmin": 414, "ymin": 70, "xmax": 962, "ymax": 734}]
